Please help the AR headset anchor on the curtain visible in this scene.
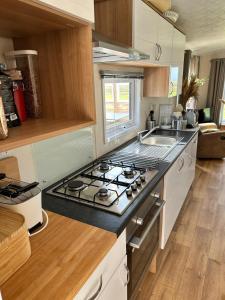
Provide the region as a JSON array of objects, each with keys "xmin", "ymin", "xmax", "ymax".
[
  {"xmin": 183, "ymin": 50, "xmax": 192, "ymax": 81},
  {"xmin": 189, "ymin": 55, "xmax": 200, "ymax": 77},
  {"xmin": 207, "ymin": 58, "xmax": 225, "ymax": 124}
]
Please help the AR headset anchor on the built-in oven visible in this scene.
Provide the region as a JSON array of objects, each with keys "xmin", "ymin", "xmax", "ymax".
[{"xmin": 126, "ymin": 180, "xmax": 165, "ymax": 299}]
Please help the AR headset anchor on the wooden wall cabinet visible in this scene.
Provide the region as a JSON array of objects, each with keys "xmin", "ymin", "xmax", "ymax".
[
  {"xmin": 0, "ymin": 0, "xmax": 96, "ymax": 152},
  {"xmin": 143, "ymin": 66, "xmax": 179, "ymax": 98}
]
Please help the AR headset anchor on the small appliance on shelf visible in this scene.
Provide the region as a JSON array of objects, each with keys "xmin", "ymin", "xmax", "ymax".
[{"xmin": 0, "ymin": 173, "xmax": 43, "ymax": 230}]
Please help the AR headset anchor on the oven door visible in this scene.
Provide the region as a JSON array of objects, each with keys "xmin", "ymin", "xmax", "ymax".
[{"xmin": 127, "ymin": 198, "xmax": 165, "ymax": 298}]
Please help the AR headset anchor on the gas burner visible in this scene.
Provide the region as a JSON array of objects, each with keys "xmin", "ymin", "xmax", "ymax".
[
  {"xmin": 123, "ymin": 167, "xmax": 135, "ymax": 179},
  {"xmin": 97, "ymin": 187, "xmax": 110, "ymax": 199},
  {"xmin": 68, "ymin": 180, "xmax": 85, "ymax": 191},
  {"xmin": 99, "ymin": 162, "xmax": 110, "ymax": 172}
]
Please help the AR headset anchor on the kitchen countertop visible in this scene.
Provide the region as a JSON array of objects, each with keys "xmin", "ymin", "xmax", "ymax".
[
  {"xmin": 42, "ymin": 129, "xmax": 199, "ymax": 236},
  {"xmin": 1, "ymin": 211, "xmax": 116, "ymax": 300}
]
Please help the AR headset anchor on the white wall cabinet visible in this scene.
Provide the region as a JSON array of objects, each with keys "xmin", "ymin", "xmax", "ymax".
[
  {"xmin": 133, "ymin": 0, "xmax": 174, "ymax": 65},
  {"xmin": 161, "ymin": 135, "xmax": 198, "ymax": 249},
  {"xmin": 74, "ymin": 230, "xmax": 127, "ymax": 300},
  {"xmin": 36, "ymin": 0, "xmax": 95, "ymax": 23},
  {"xmin": 133, "ymin": 0, "xmax": 159, "ymax": 64},
  {"xmin": 133, "ymin": 0, "xmax": 184, "ymax": 66},
  {"xmin": 157, "ymin": 18, "xmax": 174, "ymax": 64},
  {"xmin": 171, "ymin": 28, "xmax": 186, "ymax": 64}
]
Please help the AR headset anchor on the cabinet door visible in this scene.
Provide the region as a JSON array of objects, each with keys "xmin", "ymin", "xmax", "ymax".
[
  {"xmin": 161, "ymin": 154, "xmax": 187, "ymax": 248},
  {"xmin": 133, "ymin": 0, "xmax": 159, "ymax": 63},
  {"xmin": 37, "ymin": 0, "xmax": 95, "ymax": 23},
  {"xmin": 171, "ymin": 28, "xmax": 186, "ymax": 64},
  {"xmin": 157, "ymin": 18, "xmax": 173, "ymax": 64},
  {"xmin": 74, "ymin": 231, "xmax": 126, "ymax": 300},
  {"xmin": 184, "ymin": 135, "xmax": 198, "ymax": 191},
  {"xmin": 98, "ymin": 256, "xmax": 128, "ymax": 300}
]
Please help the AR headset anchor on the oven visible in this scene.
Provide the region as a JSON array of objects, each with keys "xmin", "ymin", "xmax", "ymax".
[{"xmin": 126, "ymin": 180, "xmax": 164, "ymax": 299}]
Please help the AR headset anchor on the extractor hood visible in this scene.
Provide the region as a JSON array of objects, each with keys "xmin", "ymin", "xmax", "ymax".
[{"xmin": 93, "ymin": 33, "xmax": 150, "ymax": 63}]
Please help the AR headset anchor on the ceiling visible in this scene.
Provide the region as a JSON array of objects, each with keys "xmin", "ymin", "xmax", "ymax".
[{"xmin": 171, "ymin": 0, "xmax": 225, "ymax": 54}]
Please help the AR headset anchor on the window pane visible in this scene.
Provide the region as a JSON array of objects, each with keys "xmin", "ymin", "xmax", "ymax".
[{"xmin": 104, "ymin": 81, "xmax": 131, "ymax": 129}]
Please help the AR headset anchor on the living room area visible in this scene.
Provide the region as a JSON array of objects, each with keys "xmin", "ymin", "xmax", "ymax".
[{"xmin": 180, "ymin": 29, "xmax": 225, "ymax": 158}]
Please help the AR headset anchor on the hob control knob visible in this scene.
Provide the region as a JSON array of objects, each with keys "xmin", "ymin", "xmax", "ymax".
[
  {"xmin": 136, "ymin": 178, "xmax": 142, "ymax": 186},
  {"xmin": 151, "ymin": 192, "xmax": 160, "ymax": 198},
  {"xmin": 140, "ymin": 175, "xmax": 146, "ymax": 182},
  {"xmin": 126, "ymin": 188, "xmax": 133, "ymax": 197},
  {"xmin": 131, "ymin": 183, "xmax": 137, "ymax": 191},
  {"xmin": 133, "ymin": 217, "xmax": 143, "ymax": 226}
]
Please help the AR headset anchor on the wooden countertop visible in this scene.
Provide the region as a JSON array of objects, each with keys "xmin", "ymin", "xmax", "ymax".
[{"xmin": 1, "ymin": 211, "xmax": 117, "ymax": 300}]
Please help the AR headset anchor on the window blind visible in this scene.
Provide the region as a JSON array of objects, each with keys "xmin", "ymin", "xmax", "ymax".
[{"xmin": 100, "ymin": 70, "xmax": 144, "ymax": 79}]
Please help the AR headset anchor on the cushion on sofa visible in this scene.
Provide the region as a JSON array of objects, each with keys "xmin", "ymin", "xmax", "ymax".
[{"xmin": 199, "ymin": 122, "xmax": 219, "ymax": 133}]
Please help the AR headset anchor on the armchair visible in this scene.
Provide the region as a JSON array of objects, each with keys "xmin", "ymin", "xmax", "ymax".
[{"xmin": 197, "ymin": 127, "xmax": 225, "ymax": 159}]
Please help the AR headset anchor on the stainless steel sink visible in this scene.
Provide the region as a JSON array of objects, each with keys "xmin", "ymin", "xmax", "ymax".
[{"xmin": 141, "ymin": 135, "xmax": 181, "ymax": 147}]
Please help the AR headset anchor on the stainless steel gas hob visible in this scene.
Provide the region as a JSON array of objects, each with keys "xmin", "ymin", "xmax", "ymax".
[{"xmin": 47, "ymin": 159, "xmax": 159, "ymax": 215}]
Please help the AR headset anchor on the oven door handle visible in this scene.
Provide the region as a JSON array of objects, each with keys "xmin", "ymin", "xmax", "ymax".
[{"xmin": 128, "ymin": 199, "xmax": 165, "ymax": 249}]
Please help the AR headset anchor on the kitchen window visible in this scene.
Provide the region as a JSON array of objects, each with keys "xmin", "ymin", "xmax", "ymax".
[{"xmin": 101, "ymin": 71, "xmax": 143, "ymax": 142}]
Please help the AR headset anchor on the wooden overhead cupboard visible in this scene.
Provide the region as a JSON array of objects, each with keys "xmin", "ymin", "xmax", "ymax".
[{"xmin": 0, "ymin": 0, "xmax": 96, "ymax": 152}]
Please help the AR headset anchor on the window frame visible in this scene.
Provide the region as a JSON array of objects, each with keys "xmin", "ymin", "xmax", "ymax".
[{"xmin": 102, "ymin": 77, "xmax": 138, "ymax": 143}]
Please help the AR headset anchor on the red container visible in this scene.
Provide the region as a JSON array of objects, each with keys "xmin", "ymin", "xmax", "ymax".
[{"xmin": 13, "ymin": 81, "xmax": 27, "ymax": 122}]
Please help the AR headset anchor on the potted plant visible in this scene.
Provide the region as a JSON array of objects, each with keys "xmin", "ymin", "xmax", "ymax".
[{"xmin": 179, "ymin": 75, "xmax": 206, "ymax": 109}]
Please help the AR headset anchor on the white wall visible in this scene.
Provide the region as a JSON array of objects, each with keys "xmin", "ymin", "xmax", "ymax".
[{"xmin": 197, "ymin": 49, "xmax": 225, "ymax": 108}]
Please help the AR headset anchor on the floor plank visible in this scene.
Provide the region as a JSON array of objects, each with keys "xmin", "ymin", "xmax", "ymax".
[
  {"xmin": 136, "ymin": 159, "xmax": 225, "ymax": 300},
  {"xmin": 201, "ymin": 259, "xmax": 225, "ymax": 300}
]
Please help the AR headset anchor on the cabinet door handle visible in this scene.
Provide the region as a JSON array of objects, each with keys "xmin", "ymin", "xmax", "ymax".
[
  {"xmin": 87, "ymin": 275, "xmax": 103, "ymax": 300},
  {"xmin": 159, "ymin": 45, "xmax": 162, "ymax": 59},
  {"xmin": 123, "ymin": 264, "xmax": 130, "ymax": 286},
  {"xmin": 177, "ymin": 157, "xmax": 184, "ymax": 172},
  {"xmin": 187, "ymin": 153, "xmax": 193, "ymax": 167},
  {"xmin": 155, "ymin": 43, "xmax": 160, "ymax": 61}
]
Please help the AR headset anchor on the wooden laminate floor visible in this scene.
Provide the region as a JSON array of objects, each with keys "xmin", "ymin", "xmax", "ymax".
[{"xmin": 135, "ymin": 159, "xmax": 225, "ymax": 300}]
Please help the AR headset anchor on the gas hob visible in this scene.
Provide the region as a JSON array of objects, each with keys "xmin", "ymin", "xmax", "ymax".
[{"xmin": 47, "ymin": 160, "xmax": 159, "ymax": 215}]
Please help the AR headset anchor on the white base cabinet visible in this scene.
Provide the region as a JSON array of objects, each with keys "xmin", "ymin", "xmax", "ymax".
[
  {"xmin": 98, "ymin": 256, "xmax": 128, "ymax": 300},
  {"xmin": 161, "ymin": 135, "xmax": 198, "ymax": 249},
  {"xmin": 74, "ymin": 230, "xmax": 127, "ymax": 300}
]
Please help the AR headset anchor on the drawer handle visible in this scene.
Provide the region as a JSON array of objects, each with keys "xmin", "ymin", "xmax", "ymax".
[
  {"xmin": 87, "ymin": 275, "xmax": 103, "ymax": 300},
  {"xmin": 123, "ymin": 264, "xmax": 130, "ymax": 286}
]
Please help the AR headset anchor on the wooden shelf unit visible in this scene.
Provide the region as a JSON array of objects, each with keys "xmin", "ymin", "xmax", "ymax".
[{"xmin": 0, "ymin": 0, "xmax": 96, "ymax": 151}]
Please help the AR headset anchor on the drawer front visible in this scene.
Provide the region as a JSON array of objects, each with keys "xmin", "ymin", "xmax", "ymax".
[{"xmin": 74, "ymin": 230, "xmax": 126, "ymax": 300}]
